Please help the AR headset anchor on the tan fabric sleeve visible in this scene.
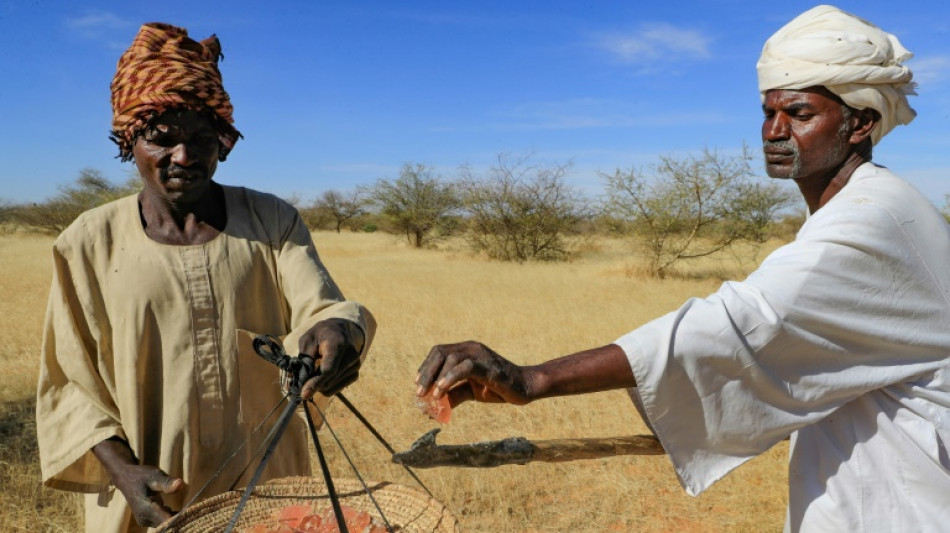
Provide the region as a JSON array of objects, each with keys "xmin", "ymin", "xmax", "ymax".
[
  {"xmin": 273, "ymin": 206, "xmax": 376, "ymax": 357},
  {"xmin": 36, "ymin": 234, "xmax": 126, "ymax": 493},
  {"xmin": 233, "ymin": 201, "xmax": 376, "ymax": 426}
]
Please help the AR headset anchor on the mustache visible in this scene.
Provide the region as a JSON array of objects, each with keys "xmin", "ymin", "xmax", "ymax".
[
  {"xmin": 161, "ymin": 165, "xmax": 204, "ymax": 181},
  {"xmin": 763, "ymin": 140, "xmax": 797, "ymax": 153}
]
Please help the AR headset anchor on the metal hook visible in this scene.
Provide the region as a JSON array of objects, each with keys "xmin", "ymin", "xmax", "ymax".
[{"xmin": 252, "ymin": 334, "xmax": 319, "ymax": 395}]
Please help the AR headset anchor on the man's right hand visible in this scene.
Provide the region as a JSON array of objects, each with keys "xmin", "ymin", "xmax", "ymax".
[
  {"xmin": 92, "ymin": 437, "xmax": 184, "ymax": 527},
  {"xmin": 415, "ymin": 341, "xmax": 534, "ymax": 407}
]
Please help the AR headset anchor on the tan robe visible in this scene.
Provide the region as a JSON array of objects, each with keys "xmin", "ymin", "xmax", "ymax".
[{"xmin": 36, "ymin": 185, "xmax": 376, "ymax": 532}]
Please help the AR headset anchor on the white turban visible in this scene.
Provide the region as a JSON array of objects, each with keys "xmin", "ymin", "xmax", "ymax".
[{"xmin": 757, "ymin": 5, "xmax": 916, "ymax": 145}]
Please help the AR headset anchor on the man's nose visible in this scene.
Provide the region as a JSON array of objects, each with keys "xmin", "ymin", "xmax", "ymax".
[
  {"xmin": 169, "ymin": 142, "xmax": 195, "ymax": 167},
  {"xmin": 763, "ymin": 114, "xmax": 790, "ymax": 141}
]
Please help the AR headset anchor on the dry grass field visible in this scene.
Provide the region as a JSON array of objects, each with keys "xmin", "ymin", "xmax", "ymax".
[{"xmin": 0, "ymin": 229, "xmax": 788, "ymax": 532}]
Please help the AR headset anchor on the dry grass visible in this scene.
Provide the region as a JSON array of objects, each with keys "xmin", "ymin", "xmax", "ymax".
[
  {"xmin": 0, "ymin": 231, "xmax": 788, "ymax": 532},
  {"xmin": 0, "ymin": 233, "xmax": 84, "ymax": 532}
]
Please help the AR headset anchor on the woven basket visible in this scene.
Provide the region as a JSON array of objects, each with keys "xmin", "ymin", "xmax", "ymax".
[{"xmin": 156, "ymin": 476, "xmax": 461, "ymax": 532}]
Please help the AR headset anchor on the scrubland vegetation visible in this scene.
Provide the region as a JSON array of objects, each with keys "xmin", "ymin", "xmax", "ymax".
[{"xmin": 2, "ymin": 150, "xmax": 802, "ymax": 278}]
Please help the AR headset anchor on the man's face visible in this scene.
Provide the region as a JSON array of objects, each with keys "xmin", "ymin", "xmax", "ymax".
[
  {"xmin": 761, "ymin": 87, "xmax": 853, "ymax": 182},
  {"xmin": 133, "ymin": 109, "xmax": 220, "ymax": 203}
]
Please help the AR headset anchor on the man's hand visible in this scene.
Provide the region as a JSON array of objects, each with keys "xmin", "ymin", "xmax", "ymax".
[
  {"xmin": 298, "ymin": 318, "xmax": 365, "ymax": 398},
  {"xmin": 415, "ymin": 341, "xmax": 534, "ymax": 407},
  {"xmin": 112, "ymin": 465, "xmax": 183, "ymax": 527},
  {"xmin": 92, "ymin": 437, "xmax": 183, "ymax": 528}
]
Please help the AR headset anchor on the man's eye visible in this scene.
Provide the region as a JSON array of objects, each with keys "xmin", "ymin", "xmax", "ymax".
[{"xmin": 143, "ymin": 133, "xmax": 174, "ymax": 146}]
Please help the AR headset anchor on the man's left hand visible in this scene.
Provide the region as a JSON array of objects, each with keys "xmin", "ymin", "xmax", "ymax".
[{"xmin": 297, "ymin": 318, "xmax": 365, "ymax": 398}]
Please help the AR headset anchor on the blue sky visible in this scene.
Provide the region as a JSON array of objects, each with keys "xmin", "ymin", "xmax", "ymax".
[{"xmin": 2, "ymin": 1, "xmax": 948, "ymax": 207}]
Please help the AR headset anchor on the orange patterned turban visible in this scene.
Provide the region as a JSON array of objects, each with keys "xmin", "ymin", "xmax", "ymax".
[{"xmin": 110, "ymin": 23, "xmax": 241, "ymax": 161}]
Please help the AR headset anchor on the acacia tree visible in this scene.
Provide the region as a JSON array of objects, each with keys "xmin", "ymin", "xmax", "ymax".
[
  {"xmin": 308, "ymin": 189, "xmax": 367, "ymax": 233},
  {"xmin": 17, "ymin": 168, "xmax": 140, "ymax": 234},
  {"xmin": 458, "ymin": 153, "xmax": 589, "ymax": 262},
  {"xmin": 368, "ymin": 163, "xmax": 460, "ymax": 248},
  {"xmin": 602, "ymin": 147, "xmax": 794, "ymax": 278}
]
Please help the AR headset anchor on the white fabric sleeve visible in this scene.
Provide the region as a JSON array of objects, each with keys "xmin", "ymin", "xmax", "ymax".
[{"xmin": 615, "ymin": 196, "xmax": 950, "ymax": 496}]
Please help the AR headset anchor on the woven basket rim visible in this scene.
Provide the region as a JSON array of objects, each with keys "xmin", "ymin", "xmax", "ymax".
[{"xmin": 156, "ymin": 476, "xmax": 460, "ymax": 532}]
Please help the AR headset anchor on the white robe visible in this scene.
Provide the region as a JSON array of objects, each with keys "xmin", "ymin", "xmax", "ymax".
[{"xmin": 616, "ymin": 163, "xmax": 950, "ymax": 532}]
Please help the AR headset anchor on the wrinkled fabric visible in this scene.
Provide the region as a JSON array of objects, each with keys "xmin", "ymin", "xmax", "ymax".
[
  {"xmin": 111, "ymin": 23, "xmax": 241, "ymax": 161},
  {"xmin": 757, "ymin": 5, "xmax": 916, "ymax": 144},
  {"xmin": 36, "ymin": 186, "xmax": 375, "ymax": 533},
  {"xmin": 617, "ymin": 163, "xmax": 950, "ymax": 532}
]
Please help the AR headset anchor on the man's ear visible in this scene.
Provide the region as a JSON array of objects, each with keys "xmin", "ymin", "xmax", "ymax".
[{"xmin": 850, "ymin": 107, "xmax": 881, "ymax": 145}]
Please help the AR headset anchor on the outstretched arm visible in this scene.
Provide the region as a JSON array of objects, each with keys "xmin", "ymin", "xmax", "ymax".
[{"xmin": 415, "ymin": 341, "xmax": 635, "ymax": 407}]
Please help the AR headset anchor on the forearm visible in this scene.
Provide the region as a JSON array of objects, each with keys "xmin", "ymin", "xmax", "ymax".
[
  {"xmin": 526, "ymin": 344, "xmax": 636, "ymax": 401},
  {"xmin": 92, "ymin": 436, "xmax": 138, "ymax": 480}
]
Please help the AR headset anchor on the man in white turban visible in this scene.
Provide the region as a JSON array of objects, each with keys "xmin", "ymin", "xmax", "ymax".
[
  {"xmin": 415, "ymin": 5, "xmax": 950, "ymax": 532},
  {"xmin": 757, "ymin": 4, "xmax": 916, "ymax": 146}
]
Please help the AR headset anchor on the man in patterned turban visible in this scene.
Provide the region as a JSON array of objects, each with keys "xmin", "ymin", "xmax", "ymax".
[
  {"xmin": 37, "ymin": 23, "xmax": 376, "ymax": 532},
  {"xmin": 109, "ymin": 22, "xmax": 241, "ymax": 162},
  {"xmin": 416, "ymin": 6, "xmax": 950, "ymax": 531}
]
